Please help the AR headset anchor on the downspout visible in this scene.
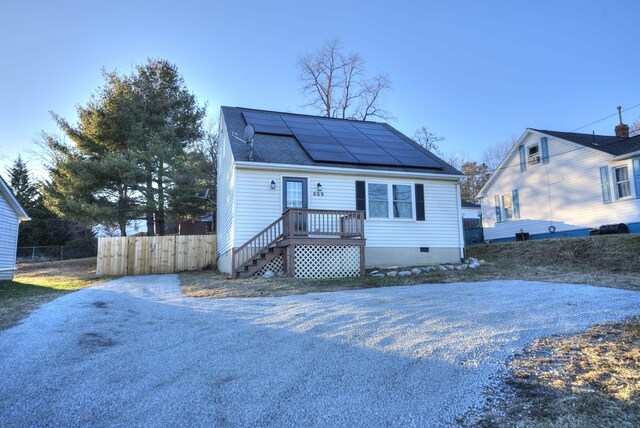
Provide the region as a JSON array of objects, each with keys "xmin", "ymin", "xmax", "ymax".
[{"xmin": 455, "ymin": 180, "xmax": 466, "ymax": 261}]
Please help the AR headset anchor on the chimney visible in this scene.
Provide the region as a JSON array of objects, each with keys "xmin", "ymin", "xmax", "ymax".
[{"xmin": 614, "ymin": 106, "xmax": 630, "ymax": 138}]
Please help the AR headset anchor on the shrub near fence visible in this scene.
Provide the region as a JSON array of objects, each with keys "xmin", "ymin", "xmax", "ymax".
[{"xmin": 96, "ymin": 235, "xmax": 216, "ymax": 276}]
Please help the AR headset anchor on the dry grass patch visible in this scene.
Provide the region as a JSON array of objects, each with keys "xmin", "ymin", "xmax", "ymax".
[
  {"xmin": 183, "ymin": 235, "xmax": 640, "ymax": 299},
  {"xmin": 180, "ymin": 265, "xmax": 518, "ymax": 298},
  {"xmin": 0, "ymin": 258, "xmax": 107, "ymax": 330},
  {"xmin": 473, "ymin": 318, "xmax": 640, "ymax": 428},
  {"xmin": 180, "ymin": 261, "xmax": 640, "ymax": 300},
  {"xmin": 467, "ymin": 234, "xmax": 640, "ymax": 291}
]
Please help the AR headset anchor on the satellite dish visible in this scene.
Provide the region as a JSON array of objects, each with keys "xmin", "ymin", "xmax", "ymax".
[{"xmin": 243, "ymin": 124, "xmax": 255, "ymax": 141}]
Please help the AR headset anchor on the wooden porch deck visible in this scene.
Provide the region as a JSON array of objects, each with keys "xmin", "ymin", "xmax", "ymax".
[{"xmin": 232, "ymin": 209, "xmax": 365, "ymax": 278}]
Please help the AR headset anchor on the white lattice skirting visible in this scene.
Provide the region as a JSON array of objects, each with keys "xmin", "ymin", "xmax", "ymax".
[
  {"xmin": 252, "ymin": 245, "xmax": 361, "ymax": 278},
  {"xmin": 294, "ymin": 245, "xmax": 360, "ymax": 278},
  {"xmin": 254, "ymin": 252, "xmax": 285, "ymax": 277}
]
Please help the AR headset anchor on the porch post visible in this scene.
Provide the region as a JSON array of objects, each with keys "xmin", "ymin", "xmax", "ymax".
[{"xmin": 289, "ymin": 243, "xmax": 296, "ymax": 277}]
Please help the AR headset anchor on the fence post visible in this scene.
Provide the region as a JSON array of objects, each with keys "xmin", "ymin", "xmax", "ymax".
[
  {"xmin": 32, "ymin": 247, "xmax": 35, "ymax": 261},
  {"xmin": 60, "ymin": 246, "xmax": 64, "ymax": 261}
]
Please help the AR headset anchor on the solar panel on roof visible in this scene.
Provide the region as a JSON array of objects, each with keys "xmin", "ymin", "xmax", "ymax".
[
  {"xmin": 394, "ymin": 156, "xmax": 441, "ymax": 168},
  {"xmin": 241, "ymin": 110, "xmax": 443, "ymax": 169},
  {"xmin": 336, "ymin": 137, "xmax": 374, "ymax": 147},
  {"xmin": 344, "ymin": 145, "xmax": 389, "ymax": 156},
  {"xmin": 298, "ymin": 142, "xmax": 348, "ymax": 154},
  {"xmin": 352, "ymin": 154, "xmax": 399, "ymax": 165},
  {"xmin": 242, "ymin": 112, "xmax": 293, "ymax": 136},
  {"xmin": 305, "ymin": 150, "xmax": 359, "ymax": 164}
]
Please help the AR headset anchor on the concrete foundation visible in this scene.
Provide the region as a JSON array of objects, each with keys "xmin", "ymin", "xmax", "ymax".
[{"xmin": 365, "ymin": 247, "xmax": 462, "ymax": 268}]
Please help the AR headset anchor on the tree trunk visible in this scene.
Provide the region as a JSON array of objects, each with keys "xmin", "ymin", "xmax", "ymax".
[
  {"xmin": 118, "ymin": 187, "xmax": 128, "ymax": 236},
  {"xmin": 145, "ymin": 171, "xmax": 155, "ymax": 236},
  {"xmin": 155, "ymin": 161, "xmax": 166, "ymax": 235}
]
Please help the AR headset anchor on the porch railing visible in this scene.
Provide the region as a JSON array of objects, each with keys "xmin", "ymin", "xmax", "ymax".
[
  {"xmin": 233, "ymin": 215, "xmax": 286, "ymax": 277},
  {"xmin": 284, "ymin": 209, "xmax": 365, "ymax": 238}
]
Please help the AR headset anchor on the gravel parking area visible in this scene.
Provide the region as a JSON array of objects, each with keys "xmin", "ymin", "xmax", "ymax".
[{"xmin": 1, "ymin": 276, "xmax": 639, "ymax": 427}]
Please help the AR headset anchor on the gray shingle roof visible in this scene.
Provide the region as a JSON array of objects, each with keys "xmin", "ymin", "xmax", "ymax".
[
  {"xmin": 532, "ymin": 129, "xmax": 640, "ymax": 156},
  {"xmin": 222, "ymin": 106, "xmax": 461, "ymax": 175}
]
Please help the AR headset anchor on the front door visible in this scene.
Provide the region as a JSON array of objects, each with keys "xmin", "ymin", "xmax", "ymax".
[{"xmin": 283, "ymin": 177, "xmax": 308, "ymax": 234}]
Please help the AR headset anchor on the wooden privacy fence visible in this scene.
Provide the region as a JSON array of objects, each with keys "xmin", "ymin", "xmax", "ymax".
[{"xmin": 97, "ymin": 235, "xmax": 216, "ymax": 276}]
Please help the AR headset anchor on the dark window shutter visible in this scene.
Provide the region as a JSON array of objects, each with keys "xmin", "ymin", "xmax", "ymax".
[
  {"xmin": 633, "ymin": 158, "xmax": 640, "ymax": 198},
  {"xmin": 519, "ymin": 145, "xmax": 527, "ymax": 171},
  {"xmin": 495, "ymin": 195, "xmax": 502, "ymax": 222},
  {"xmin": 600, "ymin": 166, "xmax": 611, "ymax": 204},
  {"xmin": 415, "ymin": 183, "xmax": 425, "ymax": 221},
  {"xmin": 355, "ymin": 181, "xmax": 366, "ymax": 218},
  {"xmin": 512, "ymin": 189, "xmax": 520, "ymax": 219},
  {"xmin": 541, "ymin": 137, "xmax": 549, "ymax": 164}
]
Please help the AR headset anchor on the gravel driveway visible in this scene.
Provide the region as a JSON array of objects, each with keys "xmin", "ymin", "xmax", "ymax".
[{"xmin": 1, "ymin": 276, "xmax": 639, "ymax": 427}]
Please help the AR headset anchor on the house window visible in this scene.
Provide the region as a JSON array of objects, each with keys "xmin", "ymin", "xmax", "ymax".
[
  {"xmin": 502, "ymin": 194, "xmax": 513, "ymax": 220},
  {"xmin": 392, "ymin": 184, "xmax": 413, "ymax": 218},
  {"xmin": 367, "ymin": 182, "xmax": 414, "ymax": 219},
  {"xmin": 368, "ymin": 183, "xmax": 389, "ymax": 218},
  {"xmin": 392, "ymin": 184, "xmax": 412, "ymax": 218},
  {"xmin": 614, "ymin": 166, "xmax": 631, "ymax": 199},
  {"xmin": 528, "ymin": 144, "xmax": 540, "ymax": 165}
]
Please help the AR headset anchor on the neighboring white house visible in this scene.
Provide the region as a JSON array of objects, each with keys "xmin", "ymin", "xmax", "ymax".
[
  {"xmin": 461, "ymin": 201, "xmax": 482, "ymax": 229},
  {"xmin": 0, "ymin": 176, "xmax": 30, "ymax": 280},
  {"xmin": 93, "ymin": 220, "xmax": 148, "ymax": 237},
  {"xmin": 461, "ymin": 201, "xmax": 481, "ymax": 220},
  {"xmin": 478, "ymin": 116, "xmax": 640, "ymax": 242},
  {"xmin": 217, "ymin": 107, "xmax": 465, "ymax": 277}
]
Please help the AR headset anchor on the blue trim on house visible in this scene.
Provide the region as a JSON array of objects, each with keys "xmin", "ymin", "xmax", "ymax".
[
  {"xmin": 489, "ymin": 222, "xmax": 640, "ymax": 243},
  {"xmin": 628, "ymin": 222, "xmax": 640, "ymax": 233}
]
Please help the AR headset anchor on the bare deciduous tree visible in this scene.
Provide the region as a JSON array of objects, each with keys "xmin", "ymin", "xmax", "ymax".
[
  {"xmin": 630, "ymin": 118, "xmax": 640, "ymax": 137},
  {"xmin": 297, "ymin": 39, "xmax": 392, "ymax": 121},
  {"xmin": 414, "ymin": 126, "xmax": 445, "ymax": 154},
  {"xmin": 460, "ymin": 161, "xmax": 490, "ymax": 203},
  {"xmin": 482, "ymin": 136, "xmax": 517, "ymax": 172}
]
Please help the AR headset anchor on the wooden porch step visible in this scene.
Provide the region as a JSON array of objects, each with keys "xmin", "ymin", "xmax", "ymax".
[{"xmin": 237, "ymin": 246, "xmax": 285, "ymax": 278}]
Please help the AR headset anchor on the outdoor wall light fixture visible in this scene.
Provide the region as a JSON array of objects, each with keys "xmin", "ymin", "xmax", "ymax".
[
  {"xmin": 270, "ymin": 180, "xmax": 276, "ymax": 190},
  {"xmin": 317, "ymin": 183, "xmax": 322, "ymax": 192}
]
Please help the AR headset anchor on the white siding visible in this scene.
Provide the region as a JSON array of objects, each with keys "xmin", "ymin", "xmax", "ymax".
[
  {"xmin": 216, "ymin": 117, "xmax": 236, "ymax": 261},
  {"xmin": 234, "ymin": 167, "xmax": 462, "ymax": 250},
  {"xmin": 461, "ymin": 207, "xmax": 481, "ymax": 219},
  {"xmin": 0, "ymin": 193, "xmax": 19, "ymax": 280},
  {"xmin": 481, "ymin": 131, "xmax": 640, "ymax": 240}
]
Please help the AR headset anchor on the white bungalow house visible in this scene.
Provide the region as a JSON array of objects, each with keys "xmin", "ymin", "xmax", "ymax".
[
  {"xmin": 0, "ymin": 176, "xmax": 30, "ymax": 280},
  {"xmin": 478, "ymin": 114, "xmax": 640, "ymax": 242},
  {"xmin": 217, "ymin": 107, "xmax": 466, "ymax": 278}
]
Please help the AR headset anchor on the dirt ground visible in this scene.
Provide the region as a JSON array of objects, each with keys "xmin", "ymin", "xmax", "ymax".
[
  {"xmin": 181, "ymin": 235, "xmax": 640, "ymax": 299},
  {"xmin": 179, "ymin": 263, "xmax": 640, "ymax": 299},
  {"xmin": 472, "ymin": 317, "xmax": 640, "ymax": 428}
]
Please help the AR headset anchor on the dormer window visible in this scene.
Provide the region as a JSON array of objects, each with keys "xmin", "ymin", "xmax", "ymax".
[{"xmin": 528, "ymin": 144, "xmax": 541, "ymax": 165}]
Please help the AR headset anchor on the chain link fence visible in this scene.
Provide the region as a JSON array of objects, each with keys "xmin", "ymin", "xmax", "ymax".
[{"xmin": 16, "ymin": 242, "xmax": 98, "ymax": 263}]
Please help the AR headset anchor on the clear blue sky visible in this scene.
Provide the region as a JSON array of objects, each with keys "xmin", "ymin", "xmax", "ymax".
[{"xmin": 1, "ymin": 0, "xmax": 639, "ymax": 176}]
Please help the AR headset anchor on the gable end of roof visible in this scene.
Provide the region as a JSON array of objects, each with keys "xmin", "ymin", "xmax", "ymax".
[{"xmin": 0, "ymin": 176, "xmax": 30, "ymax": 221}]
